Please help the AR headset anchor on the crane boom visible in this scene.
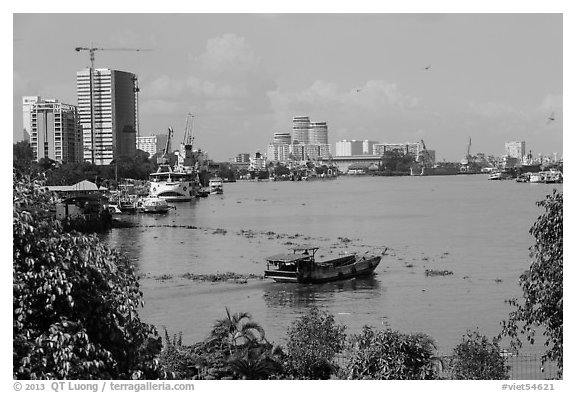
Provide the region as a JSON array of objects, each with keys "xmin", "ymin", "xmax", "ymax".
[{"xmin": 74, "ymin": 46, "xmax": 153, "ymax": 69}]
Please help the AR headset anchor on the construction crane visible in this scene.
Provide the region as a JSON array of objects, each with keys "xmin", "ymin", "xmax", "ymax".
[
  {"xmin": 157, "ymin": 127, "xmax": 173, "ymax": 165},
  {"xmin": 461, "ymin": 137, "xmax": 472, "ymax": 165},
  {"xmin": 74, "ymin": 46, "xmax": 153, "ymax": 69},
  {"xmin": 419, "ymin": 139, "xmax": 434, "ymax": 167}
]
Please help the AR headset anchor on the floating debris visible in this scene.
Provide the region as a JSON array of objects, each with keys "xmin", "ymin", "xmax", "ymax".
[
  {"xmin": 155, "ymin": 274, "xmax": 173, "ymax": 281},
  {"xmin": 425, "ymin": 269, "xmax": 453, "ymax": 277},
  {"xmin": 495, "ymin": 278, "xmax": 503, "ymax": 283},
  {"xmin": 405, "ymin": 263, "xmax": 414, "ymax": 268},
  {"xmin": 180, "ymin": 272, "xmax": 264, "ymax": 283},
  {"xmin": 338, "ymin": 237, "xmax": 352, "ymax": 243},
  {"xmin": 212, "ymin": 228, "xmax": 227, "ymax": 235}
]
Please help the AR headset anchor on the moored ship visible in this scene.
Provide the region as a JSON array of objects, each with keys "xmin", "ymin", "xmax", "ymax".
[{"xmin": 248, "ymin": 152, "xmax": 270, "ymax": 180}]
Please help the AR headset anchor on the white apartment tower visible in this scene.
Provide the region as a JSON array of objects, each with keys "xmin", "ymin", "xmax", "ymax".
[
  {"xmin": 77, "ymin": 68, "xmax": 137, "ymax": 165},
  {"xmin": 27, "ymin": 98, "xmax": 82, "ymax": 163}
]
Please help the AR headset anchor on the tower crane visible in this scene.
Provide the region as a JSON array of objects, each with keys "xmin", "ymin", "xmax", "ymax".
[
  {"xmin": 74, "ymin": 46, "xmax": 153, "ymax": 69},
  {"xmin": 74, "ymin": 46, "xmax": 152, "ymax": 164}
]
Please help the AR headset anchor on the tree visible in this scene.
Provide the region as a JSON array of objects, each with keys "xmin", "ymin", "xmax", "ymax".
[
  {"xmin": 284, "ymin": 307, "xmax": 346, "ymax": 379},
  {"xmin": 449, "ymin": 329, "xmax": 509, "ymax": 380},
  {"xmin": 208, "ymin": 307, "xmax": 266, "ymax": 352},
  {"xmin": 501, "ymin": 190, "xmax": 563, "ymax": 376},
  {"xmin": 13, "ymin": 174, "xmax": 164, "ymax": 379},
  {"xmin": 13, "ymin": 141, "xmax": 34, "ymax": 175},
  {"xmin": 339, "ymin": 326, "xmax": 441, "ymax": 380}
]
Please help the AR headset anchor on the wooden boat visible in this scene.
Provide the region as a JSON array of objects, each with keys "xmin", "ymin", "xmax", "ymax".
[{"xmin": 264, "ymin": 245, "xmax": 385, "ymax": 283}]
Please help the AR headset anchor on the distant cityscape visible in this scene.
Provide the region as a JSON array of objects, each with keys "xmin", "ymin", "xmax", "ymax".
[{"xmin": 21, "ymin": 66, "xmax": 562, "ymax": 174}]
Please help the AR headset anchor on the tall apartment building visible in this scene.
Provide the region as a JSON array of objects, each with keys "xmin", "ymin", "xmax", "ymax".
[
  {"xmin": 27, "ymin": 98, "xmax": 82, "ymax": 163},
  {"xmin": 137, "ymin": 134, "xmax": 169, "ymax": 157},
  {"xmin": 505, "ymin": 141, "xmax": 525, "ymax": 159},
  {"xmin": 77, "ymin": 68, "xmax": 137, "ymax": 165}
]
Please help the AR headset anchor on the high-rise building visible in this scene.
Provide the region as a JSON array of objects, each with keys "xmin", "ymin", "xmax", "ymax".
[
  {"xmin": 28, "ymin": 98, "xmax": 82, "ymax": 163},
  {"xmin": 273, "ymin": 132, "xmax": 292, "ymax": 145},
  {"xmin": 309, "ymin": 122, "xmax": 328, "ymax": 144},
  {"xmin": 77, "ymin": 68, "xmax": 137, "ymax": 165},
  {"xmin": 505, "ymin": 141, "xmax": 525, "ymax": 159},
  {"xmin": 22, "ymin": 96, "xmax": 40, "ymax": 143},
  {"xmin": 292, "ymin": 116, "xmax": 311, "ymax": 144},
  {"xmin": 137, "ymin": 134, "xmax": 169, "ymax": 158},
  {"xmin": 362, "ymin": 140, "xmax": 378, "ymax": 155},
  {"xmin": 235, "ymin": 153, "xmax": 250, "ymax": 163}
]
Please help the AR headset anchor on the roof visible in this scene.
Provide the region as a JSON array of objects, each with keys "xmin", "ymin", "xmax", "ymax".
[
  {"xmin": 266, "ymin": 254, "xmax": 310, "ymax": 263},
  {"xmin": 47, "ymin": 180, "xmax": 105, "ymax": 193}
]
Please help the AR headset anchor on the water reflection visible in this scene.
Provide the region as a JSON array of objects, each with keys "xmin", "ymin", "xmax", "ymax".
[{"xmin": 263, "ymin": 275, "xmax": 381, "ymax": 309}]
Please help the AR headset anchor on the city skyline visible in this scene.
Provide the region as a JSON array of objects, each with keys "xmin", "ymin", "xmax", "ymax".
[{"xmin": 13, "ymin": 13, "xmax": 562, "ymax": 161}]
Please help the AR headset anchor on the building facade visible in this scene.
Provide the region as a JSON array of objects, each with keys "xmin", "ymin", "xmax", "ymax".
[
  {"xmin": 234, "ymin": 153, "xmax": 251, "ymax": 163},
  {"xmin": 77, "ymin": 68, "xmax": 137, "ymax": 165},
  {"xmin": 137, "ymin": 134, "xmax": 169, "ymax": 157},
  {"xmin": 273, "ymin": 132, "xmax": 292, "ymax": 145},
  {"xmin": 505, "ymin": 141, "xmax": 526, "ymax": 159},
  {"xmin": 22, "ymin": 96, "xmax": 40, "ymax": 143},
  {"xmin": 309, "ymin": 122, "xmax": 328, "ymax": 145},
  {"xmin": 292, "ymin": 116, "xmax": 310, "ymax": 144},
  {"xmin": 28, "ymin": 98, "xmax": 82, "ymax": 163},
  {"xmin": 335, "ymin": 140, "xmax": 364, "ymax": 156}
]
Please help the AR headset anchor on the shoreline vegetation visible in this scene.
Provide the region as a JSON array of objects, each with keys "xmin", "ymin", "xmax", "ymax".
[{"xmin": 13, "ymin": 173, "xmax": 562, "ymax": 380}]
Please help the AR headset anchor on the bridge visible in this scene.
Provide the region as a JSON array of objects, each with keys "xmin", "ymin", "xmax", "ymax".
[{"xmin": 320, "ymin": 155, "xmax": 382, "ymax": 173}]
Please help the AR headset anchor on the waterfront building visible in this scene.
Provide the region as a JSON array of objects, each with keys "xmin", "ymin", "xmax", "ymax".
[
  {"xmin": 77, "ymin": 68, "xmax": 137, "ymax": 165},
  {"xmin": 373, "ymin": 142, "xmax": 423, "ymax": 160},
  {"xmin": 505, "ymin": 141, "xmax": 526, "ymax": 160},
  {"xmin": 28, "ymin": 98, "xmax": 83, "ymax": 163},
  {"xmin": 137, "ymin": 134, "xmax": 169, "ymax": 157},
  {"xmin": 336, "ymin": 140, "xmax": 364, "ymax": 156},
  {"xmin": 292, "ymin": 116, "xmax": 311, "ymax": 144}
]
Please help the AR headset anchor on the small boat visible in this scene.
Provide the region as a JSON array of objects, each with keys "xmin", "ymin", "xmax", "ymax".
[
  {"xmin": 136, "ymin": 196, "xmax": 170, "ymax": 214},
  {"xmin": 209, "ymin": 177, "xmax": 224, "ymax": 194},
  {"xmin": 488, "ymin": 172, "xmax": 512, "ymax": 180},
  {"xmin": 264, "ymin": 245, "xmax": 385, "ymax": 283}
]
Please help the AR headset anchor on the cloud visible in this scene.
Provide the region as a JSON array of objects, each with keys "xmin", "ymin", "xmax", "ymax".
[
  {"xmin": 142, "ymin": 34, "xmax": 275, "ymax": 116},
  {"xmin": 540, "ymin": 94, "xmax": 562, "ymax": 112}
]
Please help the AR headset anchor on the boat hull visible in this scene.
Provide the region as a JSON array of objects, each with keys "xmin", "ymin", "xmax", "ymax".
[{"xmin": 265, "ymin": 255, "xmax": 381, "ymax": 283}]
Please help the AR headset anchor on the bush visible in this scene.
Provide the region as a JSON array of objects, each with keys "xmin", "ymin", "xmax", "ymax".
[
  {"xmin": 339, "ymin": 326, "xmax": 440, "ymax": 380},
  {"xmin": 449, "ymin": 330, "xmax": 509, "ymax": 380},
  {"xmin": 284, "ymin": 307, "xmax": 346, "ymax": 379},
  {"xmin": 13, "ymin": 174, "xmax": 164, "ymax": 379}
]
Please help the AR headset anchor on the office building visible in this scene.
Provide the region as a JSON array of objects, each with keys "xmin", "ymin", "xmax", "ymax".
[
  {"xmin": 505, "ymin": 141, "xmax": 525, "ymax": 159},
  {"xmin": 28, "ymin": 98, "xmax": 82, "ymax": 163},
  {"xmin": 77, "ymin": 68, "xmax": 137, "ymax": 165},
  {"xmin": 235, "ymin": 153, "xmax": 250, "ymax": 163},
  {"xmin": 137, "ymin": 134, "xmax": 169, "ymax": 157}
]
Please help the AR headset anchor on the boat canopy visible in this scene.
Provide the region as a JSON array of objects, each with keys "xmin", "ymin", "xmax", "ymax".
[
  {"xmin": 266, "ymin": 253, "xmax": 310, "ymax": 264},
  {"xmin": 290, "ymin": 244, "xmax": 320, "ymax": 252}
]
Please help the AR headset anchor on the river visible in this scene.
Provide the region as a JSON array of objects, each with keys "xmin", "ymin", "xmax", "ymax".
[{"xmin": 103, "ymin": 175, "xmax": 561, "ymax": 353}]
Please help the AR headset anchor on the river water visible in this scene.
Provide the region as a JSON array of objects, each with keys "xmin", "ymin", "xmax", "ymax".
[{"xmin": 103, "ymin": 175, "xmax": 561, "ymax": 353}]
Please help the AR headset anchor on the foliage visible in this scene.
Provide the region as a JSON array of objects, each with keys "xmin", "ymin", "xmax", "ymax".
[
  {"xmin": 13, "ymin": 141, "xmax": 35, "ymax": 175},
  {"xmin": 13, "ymin": 174, "xmax": 164, "ymax": 379},
  {"xmin": 338, "ymin": 326, "xmax": 441, "ymax": 380},
  {"xmin": 284, "ymin": 307, "xmax": 346, "ymax": 379},
  {"xmin": 380, "ymin": 151, "xmax": 415, "ymax": 173},
  {"xmin": 500, "ymin": 190, "xmax": 563, "ymax": 376},
  {"xmin": 160, "ymin": 309, "xmax": 282, "ymax": 380},
  {"xmin": 449, "ymin": 329, "xmax": 509, "ymax": 380}
]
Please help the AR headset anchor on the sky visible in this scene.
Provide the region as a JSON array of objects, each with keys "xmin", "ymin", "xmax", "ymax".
[{"xmin": 12, "ymin": 11, "xmax": 563, "ymax": 162}]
